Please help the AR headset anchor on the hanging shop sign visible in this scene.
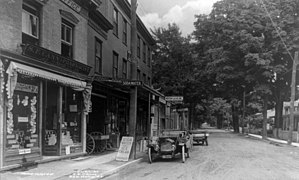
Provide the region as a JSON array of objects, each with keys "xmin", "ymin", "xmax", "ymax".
[
  {"xmin": 165, "ymin": 96, "xmax": 183, "ymax": 102},
  {"xmin": 21, "ymin": 44, "xmax": 91, "ymax": 75},
  {"xmin": 116, "ymin": 136, "xmax": 133, "ymax": 162}
]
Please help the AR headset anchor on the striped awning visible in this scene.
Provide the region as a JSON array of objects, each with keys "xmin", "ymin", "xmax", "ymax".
[{"xmin": 10, "ymin": 62, "xmax": 86, "ymax": 88}]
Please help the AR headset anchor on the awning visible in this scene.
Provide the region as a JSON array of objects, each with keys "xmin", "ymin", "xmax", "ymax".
[{"xmin": 9, "ymin": 62, "xmax": 86, "ymax": 88}]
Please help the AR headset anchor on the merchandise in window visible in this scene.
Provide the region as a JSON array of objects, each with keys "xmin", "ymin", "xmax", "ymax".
[
  {"xmin": 62, "ymin": 87, "xmax": 82, "ymax": 145},
  {"xmin": 6, "ymin": 74, "xmax": 40, "ymax": 150}
]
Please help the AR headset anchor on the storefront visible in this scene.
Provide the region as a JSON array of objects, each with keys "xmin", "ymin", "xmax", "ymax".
[
  {"xmin": 88, "ymin": 78, "xmax": 130, "ymax": 150},
  {"xmin": 0, "ymin": 46, "xmax": 91, "ymax": 169}
]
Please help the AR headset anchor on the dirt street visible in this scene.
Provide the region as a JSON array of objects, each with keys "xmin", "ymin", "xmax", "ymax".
[{"xmin": 105, "ymin": 130, "xmax": 299, "ymax": 180}]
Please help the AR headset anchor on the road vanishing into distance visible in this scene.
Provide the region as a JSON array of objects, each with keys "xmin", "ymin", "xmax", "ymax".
[{"xmin": 105, "ymin": 129, "xmax": 299, "ymax": 180}]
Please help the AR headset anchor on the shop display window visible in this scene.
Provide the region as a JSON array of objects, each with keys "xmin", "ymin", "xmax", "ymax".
[
  {"xmin": 6, "ymin": 74, "xmax": 39, "ymax": 149},
  {"xmin": 62, "ymin": 87, "xmax": 82, "ymax": 145}
]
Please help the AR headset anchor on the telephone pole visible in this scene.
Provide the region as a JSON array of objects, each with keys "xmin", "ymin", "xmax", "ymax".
[
  {"xmin": 288, "ymin": 51, "xmax": 298, "ymax": 145},
  {"xmin": 129, "ymin": 0, "xmax": 138, "ymax": 159}
]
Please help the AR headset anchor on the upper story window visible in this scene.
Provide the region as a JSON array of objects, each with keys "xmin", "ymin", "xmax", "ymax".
[
  {"xmin": 148, "ymin": 77, "xmax": 151, "ymax": 86},
  {"xmin": 143, "ymin": 73, "xmax": 146, "ymax": 83},
  {"xmin": 61, "ymin": 19, "xmax": 73, "ymax": 59},
  {"xmin": 122, "ymin": 17, "xmax": 127, "ymax": 45},
  {"xmin": 137, "ymin": 36, "xmax": 141, "ymax": 58},
  {"xmin": 95, "ymin": 38, "xmax": 102, "ymax": 74},
  {"xmin": 143, "ymin": 42, "xmax": 146, "ymax": 63},
  {"xmin": 113, "ymin": 51, "xmax": 119, "ymax": 78},
  {"xmin": 22, "ymin": 2, "xmax": 39, "ymax": 45},
  {"xmin": 122, "ymin": 58, "xmax": 127, "ymax": 79},
  {"xmin": 113, "ymin": 7, "xmax": 118, "ymax": 36},
  {"xmin": 137, "ymin": 69, "xmax": 141, "ymax": 80},
  {"xmin": 147, "ymin": 47, "xmax": 151, "ymax": 67}
]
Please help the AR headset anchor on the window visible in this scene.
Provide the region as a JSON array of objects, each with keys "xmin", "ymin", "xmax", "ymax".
[
  {"xmin": 62, "ymin": 87, "xmax": 83, "ymax": 145},
  {"xmin": 143, "ymin": 42, "xmax": 146, "ymax": 63},
  {"xmin": 113, "ymin": 52, "xmax": 119, "ymax": 78},
  {"xmin": 122, "ymin": 58, "xmax": 127, "ymax": 79},
  {"xmin": 95, "ymin": 38, "xmax": 102, "ymax": 74},
  {"xmin": 148, "ymin": 77, "xmax": 151, "ymax": 86},
  {"xmin": 22, "ymin": 3, "xmax": 39, "ymax": 45},
  {"xmin": 61, "ymin": 20, "xmax": 73, "ymax": 59},
  {"xmin": 147, "ymin": 47, "xmax": 151, "ymax": 67},
  {"xmin": 113, "ymin": 7, "xmax": 118, "ymax": 36},
  {"xmin": 137, "ymin": 36, "xmax": 141, "ymax": 58},
  {"xmin": 137, "ymin": 69, "xmax": 141, "ymax": 80},
  {"xmin": 122, "ymin": 18, "xmax": 127, "ymax": 45},
  {"xmin": 143, "ymin": 73, "xmax": 146, "ymax": 83},
  {"xmin": 6, "ymin": 74, "xmax": 40, "ymax": 150}
]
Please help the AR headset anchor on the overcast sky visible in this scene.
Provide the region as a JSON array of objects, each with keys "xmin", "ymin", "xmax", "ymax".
[{"xmin": 136, "ymin": 0, "xmax": 219, "ymax": 37}]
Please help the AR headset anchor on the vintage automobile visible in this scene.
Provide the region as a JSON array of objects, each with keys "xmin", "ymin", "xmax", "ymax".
[
  {"xmin": 147, "ymin": 130, "xmax": 191, "ymax": 163},
  {"xmin": 189, "ymin": 130, "xmax": 209, "ymax": 146}
]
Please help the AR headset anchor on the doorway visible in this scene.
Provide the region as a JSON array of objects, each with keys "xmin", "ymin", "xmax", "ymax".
[{"xmin": 42, "ymin": 81, "xmax": 60, "ymax": 156}]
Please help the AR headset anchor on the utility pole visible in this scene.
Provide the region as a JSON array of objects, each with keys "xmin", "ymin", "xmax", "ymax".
[
  {"xmin": 129, "ymin": 0, "xmax": 138, "ymax": 159},
  {"xmin": 288, "ymin": 51, "xmax": 298, "ymax": 145},
  {"xmin": 242, "ymin": 88, "xmax": 245, "ymax": 134}
]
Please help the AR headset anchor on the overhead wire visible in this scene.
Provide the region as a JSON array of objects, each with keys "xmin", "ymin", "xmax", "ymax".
[{"xmin": 258, "ymin": 0, "xmax": 294, "ymax": 62}]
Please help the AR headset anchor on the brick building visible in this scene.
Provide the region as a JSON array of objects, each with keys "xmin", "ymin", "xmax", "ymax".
[{"xmin": 0, "ymin": 0, "xmax": 164, "ymax": 170}]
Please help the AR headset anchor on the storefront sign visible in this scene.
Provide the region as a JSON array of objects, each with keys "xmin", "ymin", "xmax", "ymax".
[
  {"xmin": 122, "ymin": 80, "xmax": 142, "ymax": 86},
  {"xmin": 19, "ymin": 148, "xmax": 31, "ymax": 154},
  {"xmin": 22, "ymin": 44, "xmax": 91, "ymax": 76},
  {"xmin": 15, "ymin": 83, "xmax": 38, "ymax": 93},
  {"xmin": 94, "ymin": 76, "xmax": 142, "ymax": 86},
  {"xmin": 116, "ymin": 136, "xmax": 133, "ymax": 162},
  {"xmin": 60, "ymin": 0, "xmax": 81, "ymax": 13},
  {"xmin": 165, "ymin": 96, "xmax": 184, "ymax": 102}
]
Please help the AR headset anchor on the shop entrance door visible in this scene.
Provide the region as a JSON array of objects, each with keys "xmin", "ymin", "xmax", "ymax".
[{"xmin": 42, "ymin": 81, "xmax": 61, "ymax": 156}]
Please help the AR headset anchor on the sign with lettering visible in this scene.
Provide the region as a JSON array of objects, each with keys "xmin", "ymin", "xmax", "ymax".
[
  {"xmin": 122, "ymin": 80, "xmax": 142, "ymax": 86},
  {"xmin": 94, "ymin": 76, "xmax": 142, "ymax": 86},
  {"xmin": 60, "ymin": 0, "xmax": 81, "ymax": 13},
  {"xmin": 116, "ymin": 136, "xmax": 133, "ymax": 162},
  {"xmin": 15, "ymin": 83, "xmax": 38, "ymax": 93},
  {"xmin": 22, "ymin": 44, "xmax": 91, "ymax": 76},
  {"xmin": 165, "ymin": 96, "xmax": 184, "ymax": 102},
  {"xmin": 19, "ymin": 148, "xmax": 31, "ymax": 154}
]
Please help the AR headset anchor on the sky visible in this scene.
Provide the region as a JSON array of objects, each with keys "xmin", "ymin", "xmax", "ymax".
[{"xmin": 136, "ymin": 0, "xmax": 220, "ymax": 37}]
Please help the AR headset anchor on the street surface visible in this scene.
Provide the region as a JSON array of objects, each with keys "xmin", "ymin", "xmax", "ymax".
[{"xmin": 105, "ymin": 130, "xmax": 299, "ymax": 180}]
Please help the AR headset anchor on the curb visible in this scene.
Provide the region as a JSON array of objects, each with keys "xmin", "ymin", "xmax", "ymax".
[
  {"xmin": 0, "ymin": 152, "xmax": 86, "ymax": 173},
  {"xmin": 96, "ymin": 158, "xmax": 143, "ymax": 179},
  {"xmin": 246, "ymin": 133, "xmax": 299, "ymax": 147}
]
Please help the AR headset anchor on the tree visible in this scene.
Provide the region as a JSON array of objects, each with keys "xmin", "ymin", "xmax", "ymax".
[
  {"xmin": 192, "ymin": 0, "xmax": 299, "ymax": 137},
  {"xmin": 151, "ymin": 23, "xmax": 214, "ymax": 129}
]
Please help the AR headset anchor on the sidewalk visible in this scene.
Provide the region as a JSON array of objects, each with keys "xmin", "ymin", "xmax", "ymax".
[
  {"xmin": 0, "ymin": 150, "xmax": 147, "ymax": 180},
  {"xmin": 247, "ymin": 133, "xmax": 299, "ymax": 147}
]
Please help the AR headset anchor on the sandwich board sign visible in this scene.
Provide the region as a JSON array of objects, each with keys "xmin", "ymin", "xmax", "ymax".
[{"xmin": 116, "ymin": 136, "xmax": 134, "ymax": 161}]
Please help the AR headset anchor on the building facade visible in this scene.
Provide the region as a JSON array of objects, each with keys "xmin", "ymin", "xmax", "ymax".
[
  {"xmin": 0, "ymin": 0, "xmax": 93, "ymax": 170},
  {"xmin": 85, "ymin": 0, "xmax": 162, "ymax": 150},
  {"xmin": 0, "ymin": 0, "xmax": 164, "ymax": 170}
]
